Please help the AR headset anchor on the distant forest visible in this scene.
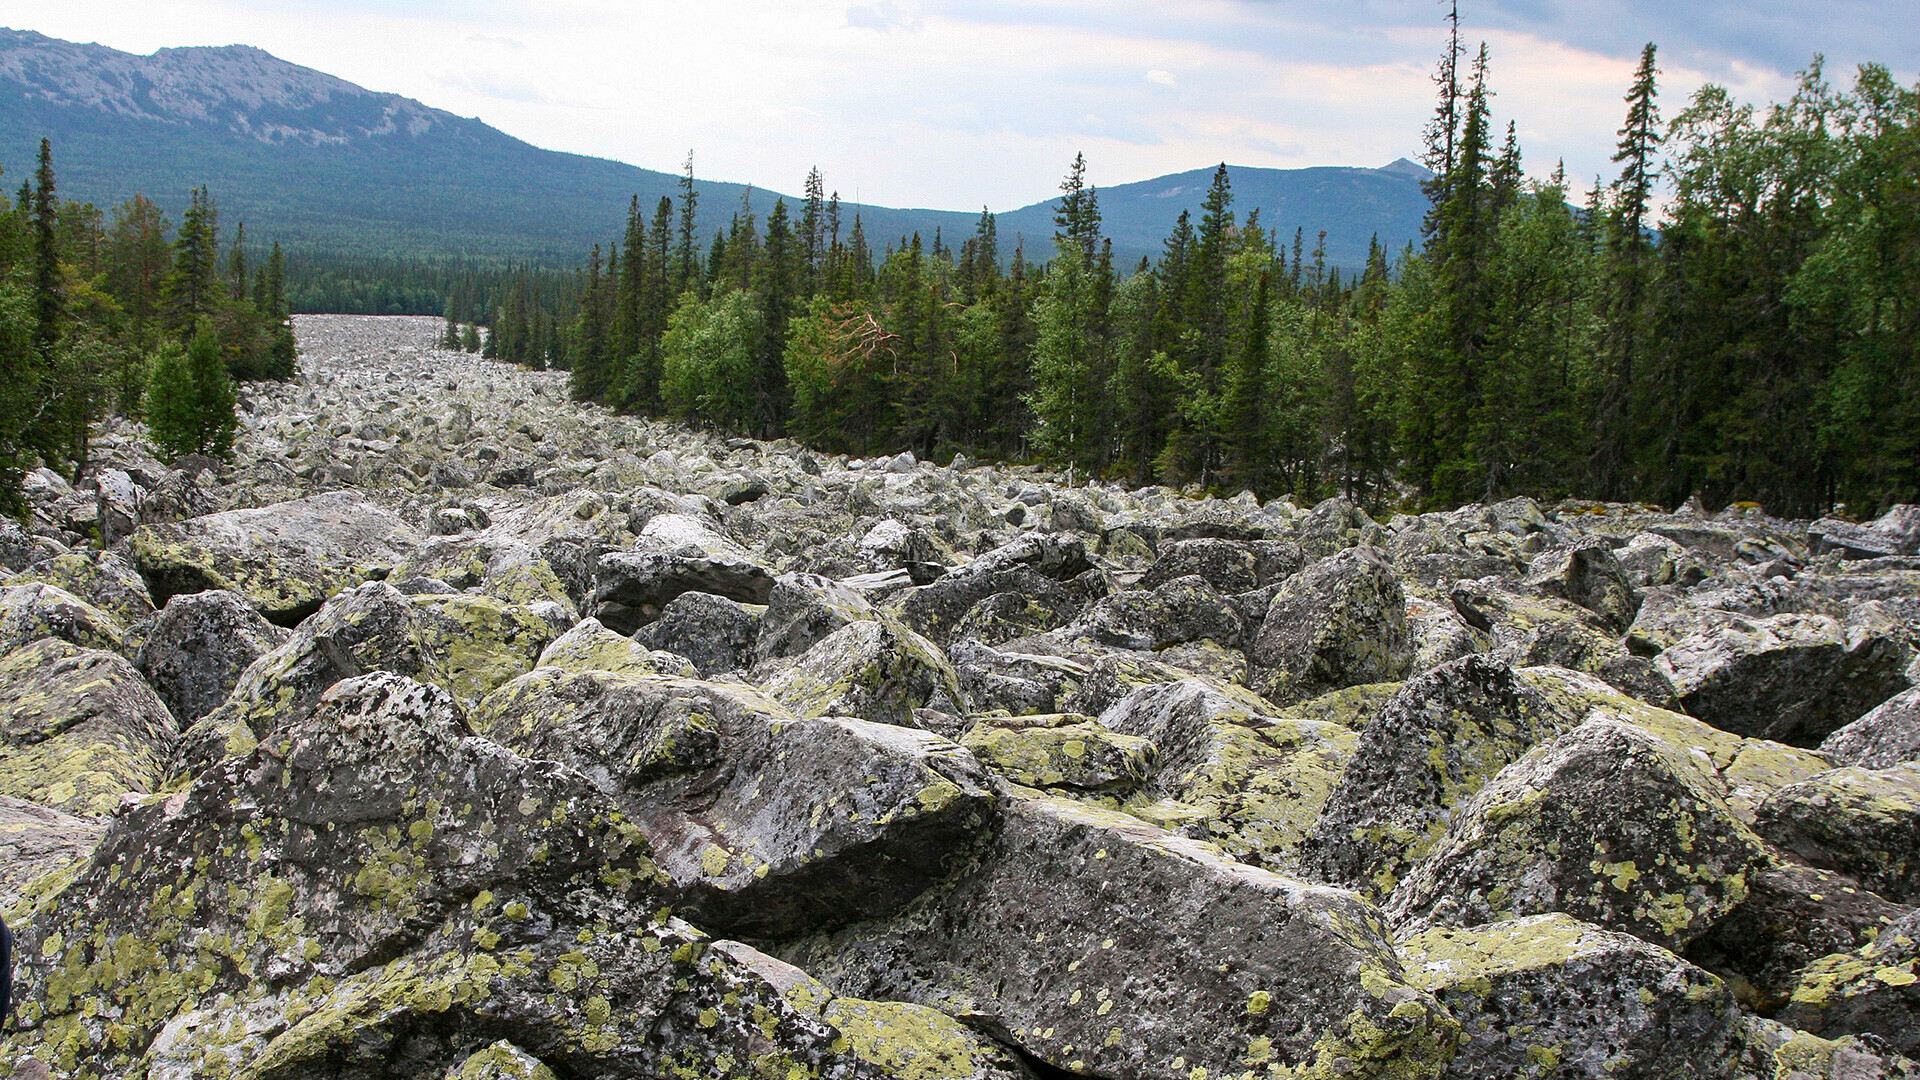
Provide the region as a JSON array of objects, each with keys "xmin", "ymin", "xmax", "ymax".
[
  {"xmin": 0, "ymin": 140, "xmax": 295, "ymax": 509},
  {"xmin": 501, "ymin": 30, "xmax": 1917, "ymax": 519}
]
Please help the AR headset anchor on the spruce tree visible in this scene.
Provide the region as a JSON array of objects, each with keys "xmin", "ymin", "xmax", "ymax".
[
  {"xmin": 1594, "ymin": 42, "xmax": 1662, "ymax": 498},
  {"xmin": 146, "ymin": 318, "xmax": 236, "ymax": 460}
]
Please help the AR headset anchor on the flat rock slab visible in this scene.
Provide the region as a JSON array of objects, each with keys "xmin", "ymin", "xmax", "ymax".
[{"xmin": 128, "ymin": 491, "xmax": 419, "ymax": 624}]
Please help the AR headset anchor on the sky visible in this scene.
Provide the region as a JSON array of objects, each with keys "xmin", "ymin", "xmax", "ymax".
[{"xmin": 0, "ymin": 0, "xmax": 1911, "ymax": 211}]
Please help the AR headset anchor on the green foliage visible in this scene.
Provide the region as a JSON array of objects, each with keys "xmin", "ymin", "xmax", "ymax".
[
  {"xmin": 0, "ymin": 142, "xmax": 291, "ymax": 512},
  {"xmin": 144, "ymin": 319, "xmax": 236, "ymax": 461},
  {"xmin": 659, "ymin": 289, "xmax": 760, "ymax": 431},
  {"xmin": 784, "ymin": 298, "xmax": 897, "ymax": 454},
  {"xmin": 544, "ymin": 54, "xmax": 1917, "ymax": 517}
]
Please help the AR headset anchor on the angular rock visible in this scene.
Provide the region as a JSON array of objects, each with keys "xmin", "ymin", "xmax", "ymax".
[
  {"xmin": 1736, "ymin": 1019, "xmax": 1920, "ymax": 1080},
  {"xmin": 1522, "ymin": 536, "xmax": 1643, "ymax": 632},
  {"xmin": 472, "ymin": 668, "xmax": 995, "ymax": 938},
  {"xmin": 1294, "ymin": 495, "xmax": 1384, "ymax": 558},
  {"xmin": 785, "ymin": 790, "xmax": 1458, "ymax": 1080},
  {"xmin": 1656, "ymin": 612, "xmax": 1912, "ymax": 747},
  {"xmin": 134, "ymin": 589, "xmax": 290, "ymax": 723},
  {"xmin": 1821, "ymin": 687, "xmax": 1920, "ymax": 769},
  {"xmin": 1107, "ymin": 678, "xmax": 1364, "ymax": 874},
  {"xmin": 961, "ymin": 713, "xmax": 1156, "ymax": 793},
  {"xmin": 589, "ymin": 546, "xmax": 773, "ymax": 634},
  {"xmin": 442, "ymin": 1042, "xmax": 558, "ymax": 1080},
  {"xmin": 1301, "ymin": 656, "xmax": 1573, "ymax": 898},
  {"xmin": 638, "ymin": 717, "xmax": 997, "ymax": 938},
  {"xmin": 0, "ymin": 638, "xmax": 176, "ymax": 816},
  {"xmin": 1069, "ymin": 573, "xmax": 1243, "ymax": 651},
  {"xmin": 712, "ymin": 942, "xmax": 1037, "ymax": 1080},
  {"xmin": 178, "ymin": 582, "xmax": 553, "ymax": 772},
  {"xmin": 390, "ymin": 536, "xmax": 578, "ymax": 613},
  {"xmin": 1, "ymin": 671, "xmax": 890, "ymax": 1080},
  {"xmin": 893, "ymin": 564, "xmax": 1096, "ymax": 649},
  {"xmin": 1399, "ymin": 913, "xmax": 1742, "ymax": 1079},
  {"xmin": 1685, "ymin": 861, "xmax": 1915, "ymax": 1012},
  {"xmin": 1778, "ymin": 909, "xmax": 1920, "ymax": 1056},
  {"xmin": 0, "ymin": 582, "xmax": 124, "ymax": 656},
  {"xmin": 407, "ymin": 592, "xmax": 559, "ymax": 707},
  {"xmin": 948, "ymin": 641, "xmax": 1087, "ymax": 716},
  {"xmin": 1754, "ymin": 764, "xmax": 1920, "ymax": 905},
  {"xmin": 1138, "ymin": 537, "xmax": 1259, "ymax": 593},
  {"xmin": 0, "ymin": 795, "xmax": 106, "ymax": 910},
  {"xmin": 768, "ymin": 619, "xmax": 966, "ymax": 726},
  {"xmin": 1249, "ymin": 545, "xmax": 1411, "ymax": 703},
  {"xmin": 1810, "ymin": 510, "xmax": 1920, "ymax": 560},
  {"xmin": 4, "ymin": 550, "xmax": 155, "ymax": 630},
  {"xmin": 1388, "ymin": 718, "xmax": 1771, "ymax": 951},
  {"xmin": 632, "ymin": 590, "xmax": 760, "ymax": 676},
  {"xmin": 1449, "ymin": 577, "xmax": 1627, "ymax": 675},
  {"xmin": 534, "ymin": 616, "xmax": 694, "ymax": 677},
  {"xmin": 753, "ymin": 572, "xmax": 877, "ymax": 665},
  {"xmin": 127, "ymin": 490, "xmax": 418, "ymax": 624}
]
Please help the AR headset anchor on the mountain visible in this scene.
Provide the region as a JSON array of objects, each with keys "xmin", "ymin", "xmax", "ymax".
[{"xmin": 0, "ymin": 28, "xmax": 1429, "ymax": 270}]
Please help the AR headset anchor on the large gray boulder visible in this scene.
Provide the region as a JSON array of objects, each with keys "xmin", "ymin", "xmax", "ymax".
[
  {"xmin": 1399, "ymin": 914, "xmax": 1742, "ymax": 1079},
  {"xmin": 177, "ymin": 582, "xmax": 553, "ymax": 774},
  {"xmin": 1301, "ymin": 656, "xmax": 1572, "ymax": 898},
  {"xmin": 632, "ymin": 589, "xmax": 760, "ymax": 676},
  {"xmin": 3, "ymin": 549, "xmax": 155, "ymax": 630},
  {"xmin": 1522, "ymin": 536, "xmax": 1643, "ymax": 632},
  {"xmin": 1249, "ymin": 545, "xmax": 1412, "ymax": 703},
  {"xmin": 471, "ymin": 668, "xmax": 995, "ymax": 939},
  {"xmin": 0, "ymin": 795, "xmax": 105, "ymax": 910},
  {"xmin": 1777, "ymin": 909, "xmax": 1920, "ymax": 1057},
  {"xmin": 0, "ymin": 672, "xmax": 897, "ymax": 1080},
  {"xmin": 589, "ymin": 547, "xmax": 774, "ymax": 634},
  {"xmin": 1100, "ymin": 677, "xmax": 1361, "ymax": 873},
  {"xmin": 1685, "ymin": 862, "xmax": 1914, "ymax": 1013},
  {"xmin": 1388, "ymin": 718, "xmax": 1770, "ymax": 952},
  {"xmin": 126, "ymin": 490, "xmax": 419, "ymax": 624},
  {"xmin": 786, "ymin": 790, "xmax": 1459, "ymax": 1080},
  {"xmin": 1820, "ymin": 686, "xmax": 1920, "ymax": 768},
  {"xmin": 1754, "ymin": 764, "xmax": 1920, "ymax": 905},
  {"xmin": 1068, "ymin": 573, "xmax": 1244, "ymax": 651},
  {"xmin": 1656, "ymin": 612, "xmax": 1912, "ymax": 746},
  {"xmin": 767, "ymin": 619, "xmax": 966, "ymax": 727},
  {"xmin": 0, "ymin": 637, "xmax": 177, "ymax": 816},
  {"xmin": 0, "ymin": 582, "xmax": 124, "ymax": 656},
  {"xmin": 134, "ymin": 589, "xmax": 290, "ymax": 723}
]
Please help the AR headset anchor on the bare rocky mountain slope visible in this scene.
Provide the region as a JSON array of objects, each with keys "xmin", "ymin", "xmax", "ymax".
[{"xmin": 2, "ymin": 314, "xmax": 1918, "ymax": 1079}]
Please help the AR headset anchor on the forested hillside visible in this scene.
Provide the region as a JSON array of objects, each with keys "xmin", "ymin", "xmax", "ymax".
[{"xmin": 526, "ymin": 38, "xmax": 1918, "ymax": 518}]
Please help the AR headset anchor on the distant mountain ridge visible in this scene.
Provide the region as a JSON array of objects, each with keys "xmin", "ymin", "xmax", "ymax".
[{"xmin": 0, "ymin": 28, "xmax": 1430, "ymax": 270}]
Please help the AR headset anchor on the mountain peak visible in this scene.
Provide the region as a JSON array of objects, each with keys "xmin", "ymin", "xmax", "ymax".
[
  {"xmin": 0, "ymin": 30, "xmax": 458, "ymax": 147},
  {"xmin": 1376, "ymin": 157, "xmax": 1431, "ymax": 180}
]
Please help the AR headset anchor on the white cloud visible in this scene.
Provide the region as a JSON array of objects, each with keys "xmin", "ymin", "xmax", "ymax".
[
  {"xmin": 1146, "ymin": 68, "xmax": 1177, "ymax": 87},
  {"xmin": 845, "ymin": 1, "xmax": 923, "ymax": 32}
]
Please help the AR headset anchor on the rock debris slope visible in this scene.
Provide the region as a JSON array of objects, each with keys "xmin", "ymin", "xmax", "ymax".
[{"xmin": 2, "ymin": 314, "xmax": 1919, "ymax": 1079}]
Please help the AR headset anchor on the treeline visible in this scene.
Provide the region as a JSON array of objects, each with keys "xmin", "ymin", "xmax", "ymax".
[
  {"xmin": 0, "ymin": 140, "xmax": 295, "ymax": 511},
  {"xmin": 284, "ymin": 251, "xmax": 580, "ymax": 325},
  {"xmin": 526, "ymin": 37, "xmax": 1916, "ymax": 517}
]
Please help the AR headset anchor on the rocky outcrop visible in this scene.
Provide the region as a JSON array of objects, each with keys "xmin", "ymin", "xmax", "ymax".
[{"xmin": 5, "ymin": 315, "xmax": 1919, "ymax": 1079}]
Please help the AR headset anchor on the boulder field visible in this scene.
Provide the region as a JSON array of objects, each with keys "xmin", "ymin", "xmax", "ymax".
[{"xmin": 2, "ymin": 314, "xmax": 1918, "ymax": 1079}]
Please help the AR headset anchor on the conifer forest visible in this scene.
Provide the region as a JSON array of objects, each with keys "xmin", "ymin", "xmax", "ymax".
[
  {"xmin": 509, "ymin": 40, "xmax": 1917, "ymax": 520},
  {"xmin": 0, "ymin": 139, "xmax": 297, "ymax": 510}
]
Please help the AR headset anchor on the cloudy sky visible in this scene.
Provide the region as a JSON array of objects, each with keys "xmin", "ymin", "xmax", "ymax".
[{"xmin": 1, "ymin": 0, "xmax": 1910, "ymax": 210}]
